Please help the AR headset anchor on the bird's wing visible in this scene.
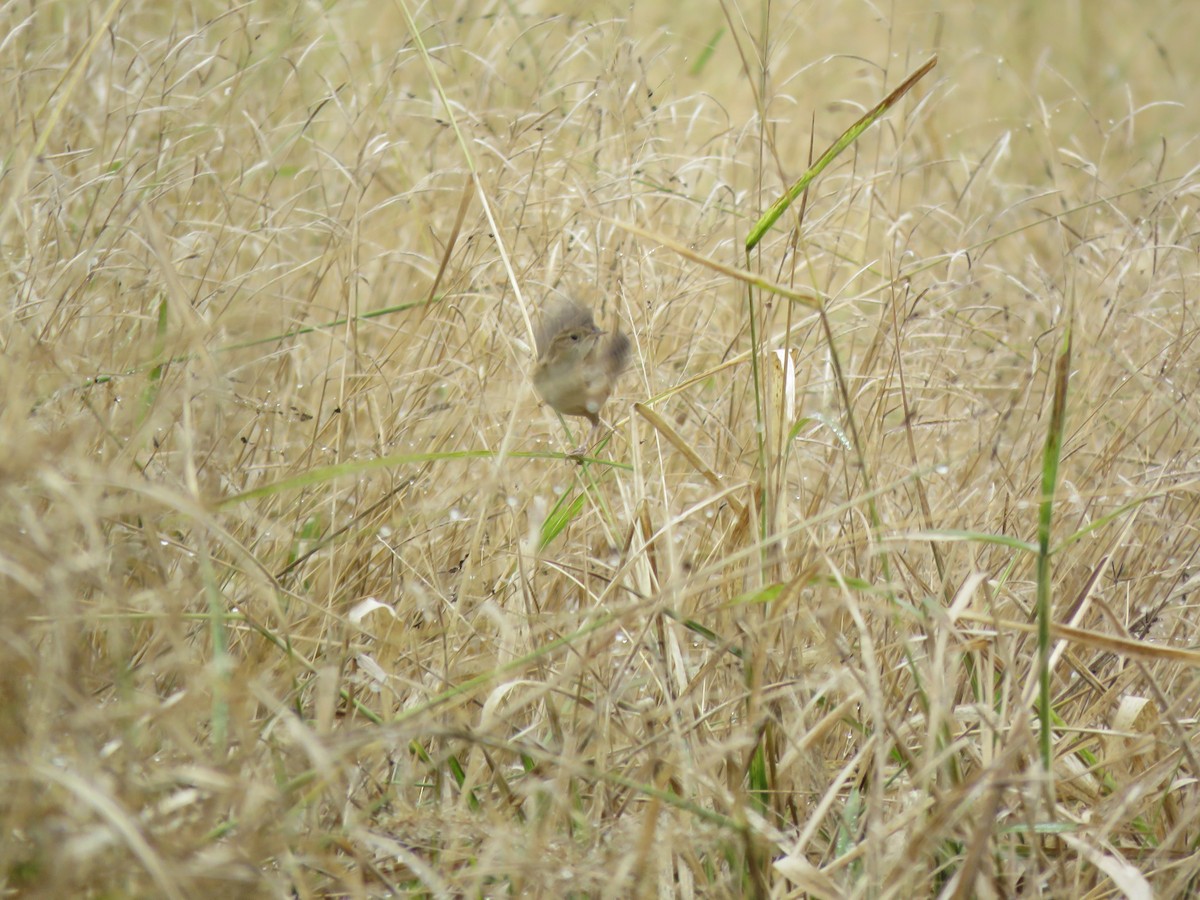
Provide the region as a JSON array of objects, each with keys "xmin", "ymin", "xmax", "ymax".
[{"xmin": 606, "ymin": 330, "xmax": 631, "ymax": 377}]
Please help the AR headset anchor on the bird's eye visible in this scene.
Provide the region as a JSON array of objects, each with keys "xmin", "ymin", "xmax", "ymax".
[{"xmin": 570, "ymin": 333, "xmax": 579, "ymax": 341}]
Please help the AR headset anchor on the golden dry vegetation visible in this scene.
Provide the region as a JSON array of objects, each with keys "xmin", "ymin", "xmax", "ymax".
[{"xmin": 3, "ymin": 1, "xmax": 1200, "ymax": 897}]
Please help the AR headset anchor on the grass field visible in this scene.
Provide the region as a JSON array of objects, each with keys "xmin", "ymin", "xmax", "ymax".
[{"xmin": 4, "ymin": 1, "xmax": 1200, "ymax": 896}]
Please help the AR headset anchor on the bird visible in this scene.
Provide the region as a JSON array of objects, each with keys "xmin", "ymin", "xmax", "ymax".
[{"xmin": 532, "ymin": 298, "xmax": 630, "ymax": 453}]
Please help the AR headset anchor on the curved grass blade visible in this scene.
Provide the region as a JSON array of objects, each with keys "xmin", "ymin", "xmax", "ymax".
[{"xmin": 745, "ymin": 56, "xmax": 937, "ymax": 252}]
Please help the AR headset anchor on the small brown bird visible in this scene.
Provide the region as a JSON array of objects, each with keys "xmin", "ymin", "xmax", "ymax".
[{"xmin": 532, "ymin": 299, "xmax": 630, "ymax": 450}]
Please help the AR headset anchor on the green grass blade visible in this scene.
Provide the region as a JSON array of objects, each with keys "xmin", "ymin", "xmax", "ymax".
[
  {"xmin": 745, "ymin": 56, "xmax": 937, "ymax": 251},
  {"xmin": 1038, "ymin": 321, "xmax": 1073, "ymax": 776}
]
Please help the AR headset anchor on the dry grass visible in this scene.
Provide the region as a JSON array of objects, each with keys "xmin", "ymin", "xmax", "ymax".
[{"xmin": 3, "ymin": 1, "xmax": 1200, "ymax": 897}]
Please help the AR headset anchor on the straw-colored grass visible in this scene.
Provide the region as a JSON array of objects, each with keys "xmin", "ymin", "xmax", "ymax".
[{"xmin": 4, "ymin": 1, "xmax": 1200, "ymax": 896}]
